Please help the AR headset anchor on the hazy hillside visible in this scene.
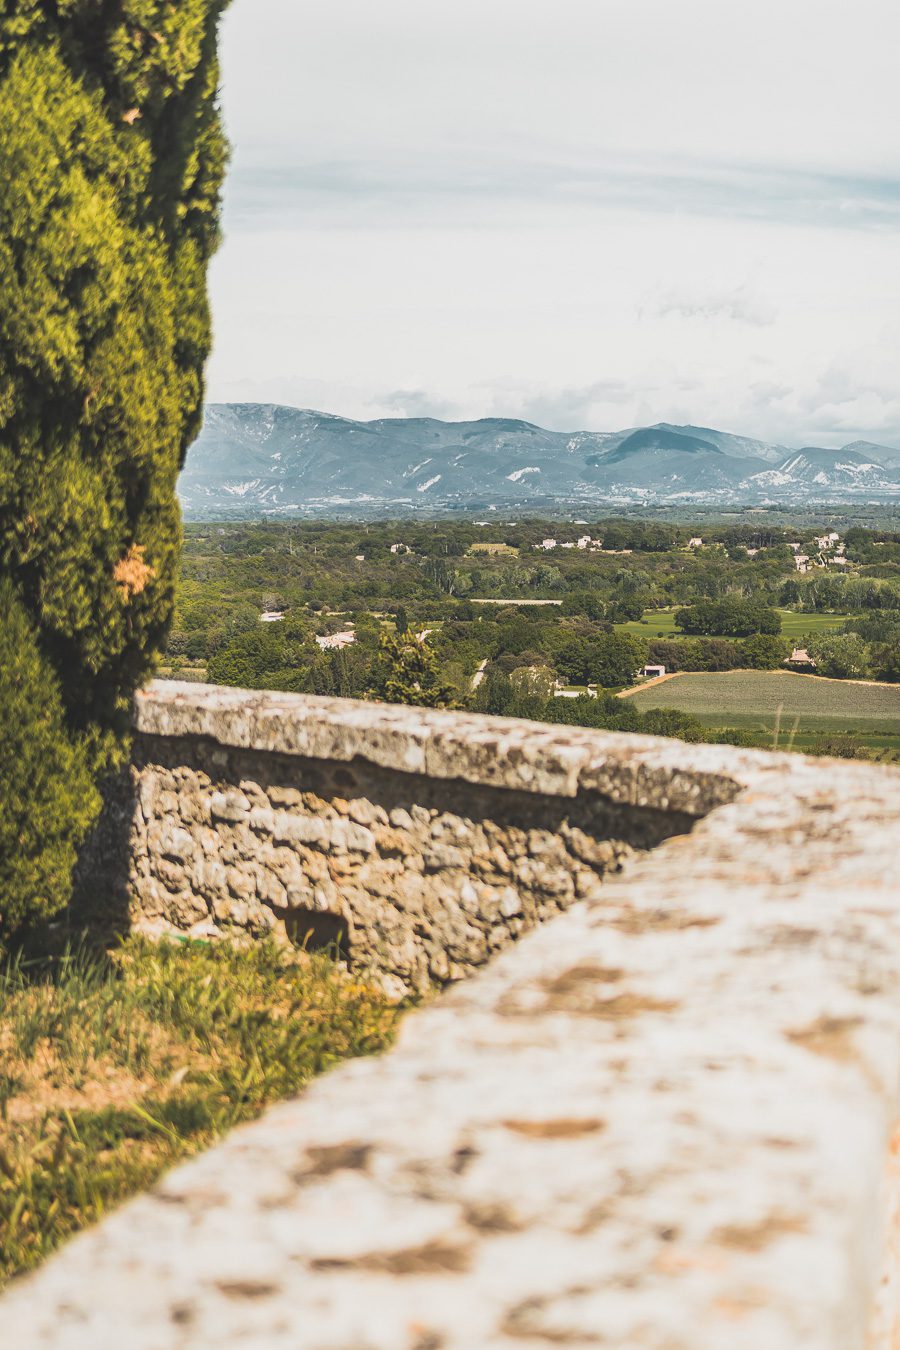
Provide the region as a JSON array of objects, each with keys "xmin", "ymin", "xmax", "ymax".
[{"xmin": 178, "ymin": 404, "xmax": 900, "ymax": 516}]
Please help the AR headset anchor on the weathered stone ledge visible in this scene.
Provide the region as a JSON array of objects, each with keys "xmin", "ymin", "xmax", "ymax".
[
  {"xmin": 6, "ymin": 687, "xmax": 900, "ymax": 1347},
  {"xmin": 135, "ymin": 680, "xmax": 746, "ymax": 815}
]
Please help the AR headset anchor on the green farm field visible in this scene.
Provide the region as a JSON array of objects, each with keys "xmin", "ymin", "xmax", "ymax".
[
  {"xmin": 624, "ymin": 670, "xmax": 900, "ymax": 752},
  {"xmin": 615, "ymin": 609, "xmax": 847, "ymax": 641}
]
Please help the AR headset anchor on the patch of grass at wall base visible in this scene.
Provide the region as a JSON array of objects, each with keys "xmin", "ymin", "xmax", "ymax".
[{"xmin": 0, "ymin": 938, "xmax": 402, "ymax": 1287}]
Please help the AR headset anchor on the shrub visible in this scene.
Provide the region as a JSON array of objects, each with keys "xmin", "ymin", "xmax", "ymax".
[
  {"xmin": 370, "ymin": 633, "xmax": 457, "ymax": 708},
  {"xmin": 681, "ymin": 638, "xmax": 742, "ymax": 672},
  {"xmin": 607, "ymin": 597, "xmax": 645, "ymax": 622},
  {"xmin": 0, "ymin": 584, "xmax": 99, "ymax": 940},
  {"xmin": 675, "ymin": 599, "xmax": 781, "ymax": 637},
  {"xmin": 544, "ymin": 693, "xmax": 703, "ymax": 740},
  {"xmin": 740, "ymin": 634, "xmax": 792, "ymax": 669},
  {"xmin": 555, "ymin": 632, "xmax": 646, "ymax": 687},
  {"xmin": 560, "ymin": 590, "xmax": 607, "ymax": 620},
  {"xmin": 0, "ymin": 4, "xmax": 230, "ymax": 926},
  {"xmin": 646, "ymin": 639, "xmax": 686, "ymax": 672},
  {"xmin": 807, "ymin": 633, "xmax": 872, "ymax": 680}
]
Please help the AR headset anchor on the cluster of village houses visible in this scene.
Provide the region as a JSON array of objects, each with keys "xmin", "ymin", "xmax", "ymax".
[
  {"xmin": 790, "ymin": 532, "xmax": 846, "ymax": 574},
  {"xmin": 535, "ymin": 536, "xmax": 638, "ymax": 554},
  {"xmin": 535, "ymin": 535, "xmax": 604, "ymax": 552}
]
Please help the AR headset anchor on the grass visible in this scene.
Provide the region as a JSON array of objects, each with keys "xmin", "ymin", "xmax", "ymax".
[
  {"xmin": 624, "ymin": 670, "xmax": 900, "ymax": 754},
  {"xmin": 614, "ymin": 609, "xmax": 848, "ymax": 641},
  {"xmin": 0, "ymin": 937, "xmax": 401, "ymax": 1288}
]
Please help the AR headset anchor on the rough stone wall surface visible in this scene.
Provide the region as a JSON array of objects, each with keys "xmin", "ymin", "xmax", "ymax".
[
  {"xmin": 9, "ymin": 684, "xmax": 900, "ymax": 1349},
  {"xmin": 79, "ymin": 683, "xmax": 711, "ymax": 995}
]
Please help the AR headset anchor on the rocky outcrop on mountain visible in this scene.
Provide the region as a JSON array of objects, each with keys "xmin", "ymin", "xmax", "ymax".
[{"xmin": 746, "ymin": 446, "xmax": 900, "ymax": 495}]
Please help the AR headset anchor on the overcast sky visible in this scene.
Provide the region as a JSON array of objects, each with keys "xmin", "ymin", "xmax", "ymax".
[{"xmin": 206, "ymin": 0, "xmax": 900, "ymax": 447}]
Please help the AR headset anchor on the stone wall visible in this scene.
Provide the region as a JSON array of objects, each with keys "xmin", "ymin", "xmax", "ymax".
[
  {"xmin": 78, "ymin": 682, "xmax": 733, "ymax": 995},
  {"xmin": 21, "ymin": 684, "xmax": 899, "ymax": 1348}
]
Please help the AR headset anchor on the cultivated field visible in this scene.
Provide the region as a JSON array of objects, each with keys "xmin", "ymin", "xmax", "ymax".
[
  {"xmin": 615, "ymin": 609, "xmax": 847, "ymax": 640},
  {"xmin": 625, "ymin": 670, "xmax": 900, "ymax": 752}
]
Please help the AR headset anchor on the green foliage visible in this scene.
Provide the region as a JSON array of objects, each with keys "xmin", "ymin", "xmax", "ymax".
[
  {"xmin": 0, "ymin": 584, "xmax": 99, "ymax": 939},
  {"xmin": 0, "ymin": 2, "xmax": 230, "ymax": 919},
  {"xmin": 371, "ymin": 632, "xmax": 457, "ymax": 708},
  {"xmin": 739, "ymin": 633, "xmax": 792, "ymax": 669},
  {"xmin": 871, "ymin": 643, "xmax": 900, "ymax": 684},
  {"xmin": 607, "ymin": 596, "xmax": 645, "ymax": 622},
  {"xmin": 808, "ymin": 733, "xmax": 866, "ymax": 759},
  {"xmin": 560, "ymin": 590, "xmax": 607, "ymax": 620},
  {"xmin": 543, "ymin": 692, "xmax": 704, "ymax": 740},
  {"xmin": 675, "ymin": 599, "xmax": 781, "ymax": 637},
  {"xmin": 554, "ymin": 632, "xmax": 645, "ymax": 687},
  {"xmin": 206, "ymin": 624, "xmax": 315, "ymax": 693},
  {"xmin": 807, "ymin": 632, "xmax": 872, "ymax": 680}
]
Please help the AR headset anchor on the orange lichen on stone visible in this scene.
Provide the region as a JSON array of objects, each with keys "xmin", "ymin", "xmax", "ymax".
[
  {"xmin": 787, "ymin": 1015, "xmax": 863, "ymax": 1063},
  {"xmin": 714, "ymin": 1214, "xmax": 807, "ymax": 1251},
  {"xmin": 502, "ymin": 1118, "xmax": 607, "ymax": 1139}
]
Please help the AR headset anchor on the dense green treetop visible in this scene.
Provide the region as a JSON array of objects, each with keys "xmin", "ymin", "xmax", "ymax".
[
  {"xmin": 675, "ymin": 598, "xmax": 781, "ymax": 638},
  {"xmin": 0, "ymin": 0, "xmax": 229, "ymax": 760}
]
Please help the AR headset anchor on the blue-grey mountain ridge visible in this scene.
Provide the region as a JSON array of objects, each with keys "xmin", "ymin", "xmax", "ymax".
[{"xmin": 179, "ymin": 404, "xmax": 900, "ymax": 516}]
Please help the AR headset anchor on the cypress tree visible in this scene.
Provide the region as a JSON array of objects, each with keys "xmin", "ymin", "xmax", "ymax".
[
  {"xmin": 0, "ymin": 2, "xmax": 230, "ymax": 936},
  {"xmin": 0, "ymin": 581, "xmax": 99, "ymax": 937}
]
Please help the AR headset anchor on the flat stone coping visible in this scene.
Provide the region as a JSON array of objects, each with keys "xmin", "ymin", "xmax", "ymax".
[
  {"xmin": 136, "ymin": 680, "xmax": 756, "ymax": 815},
  {"xmin": 4, "ymin": 692, "xmax": 900, "ymax": 1348}
]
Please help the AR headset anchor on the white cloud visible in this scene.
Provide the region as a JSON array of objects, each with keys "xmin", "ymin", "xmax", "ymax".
[{"xmin": 650, "ymin": 283, "xmax": 777, "ymax": 328}]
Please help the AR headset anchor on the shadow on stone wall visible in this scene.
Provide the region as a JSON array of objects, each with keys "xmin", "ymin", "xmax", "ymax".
[
  {"xmin": 71, "ymin": 732, "xmax": 702, "ymax": 992},
  {"xmin": 68, "ymin": 768, "xmax": 139, "ymax": 941}
]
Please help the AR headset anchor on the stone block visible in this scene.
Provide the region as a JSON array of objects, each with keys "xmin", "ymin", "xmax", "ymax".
[
  {"xmin": 156, "ymin": 823, "xmax": 195, "ymax": 863},
  {"xmin": 273, "ymin": 815, "xmax": 329, "ymax": 847},
  {"xmin": 209, "ymin": 789, "xmax": 252, "ymax": 823},
  {"xmin": 423, "ymin": 844, "xmax": 467, "ymax": 873},
  {"xmin": 330, "ymin": 820, "xmax": 376, "ymax": 854},
  {"xmin": 249, "ymin": 807, "xmax": 277, "ymax": 835}
]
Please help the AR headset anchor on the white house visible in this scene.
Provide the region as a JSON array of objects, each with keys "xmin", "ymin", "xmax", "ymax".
[
  {"xmin": 641, "ymin": 664, "xmax": 666, "ymax": 679},
  {"xmin": 316, "ymin": 631, "xmax": 356, "ymax": 651},
  {"xmin": 539, "ymin": 539, "xmax": 558, "ymax": 551},
  {"xmin": 688, "ymin": 537, "xmax": 704, "ymax": 549},
  {"xmin": 259, "ymin": 611, "xmax": 285, "ymax": 624}
]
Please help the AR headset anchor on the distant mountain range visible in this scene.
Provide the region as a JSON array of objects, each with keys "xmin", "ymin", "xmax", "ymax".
[{"xmin": 178, "ymin": 404, "xmax": 900, "ymax": 516}]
